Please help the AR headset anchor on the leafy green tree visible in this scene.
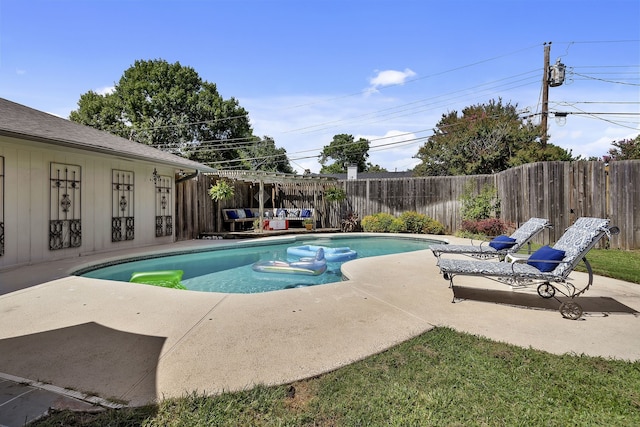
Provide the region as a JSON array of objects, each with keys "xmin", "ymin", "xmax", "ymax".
[
  {"xmin": 413, "ymin": 98, "xmax": 572, "ymax": 176},
  {"xmin": 319, "ymin": 134, "xmax": 371, "ymax": 173},
  {"xmin": 69, "ymin": 59, "xmax": 293, "ymax": 170},
  {"xmin": 607, "ymin": 135, "xmax": 640, "ymax": 160},
  {"xmin": 240, "ymin": 136, "xmax": 294, "ymax": 173},
  {"xmin": 365, "ymin": 163, "xmax": 388, "ymax": 172}
]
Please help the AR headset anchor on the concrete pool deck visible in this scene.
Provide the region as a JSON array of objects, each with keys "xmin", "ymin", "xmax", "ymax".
[{"xmin": 1, "ymin": 233, "xmax": 639, "ymax": 423}]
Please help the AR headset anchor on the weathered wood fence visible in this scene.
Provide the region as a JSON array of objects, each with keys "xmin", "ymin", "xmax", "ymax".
[{"xmin": 175, "ymin": 160, "xmax": 640, "ymax": 249}]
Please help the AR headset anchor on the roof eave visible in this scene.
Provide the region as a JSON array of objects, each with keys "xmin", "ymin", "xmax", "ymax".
[{"xmin": 0, "ymin": 129, "xmax": 217, "ymax": 173}]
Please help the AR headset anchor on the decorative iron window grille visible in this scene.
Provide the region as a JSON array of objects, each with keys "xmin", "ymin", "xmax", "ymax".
[
  {"xmin": 49, "ymin": 163, "xmax": 81, "ymax": 250},
  {"xmin": 155, "ymin": 174, "xmax": 172, "ymax": 237},
  {"xmin": 112, "ymin": 170, "xmax": 135, "ymax": 242},
  {"xmin": 0, "ymin": 156, "xmax": 4, "ymax": 256}
]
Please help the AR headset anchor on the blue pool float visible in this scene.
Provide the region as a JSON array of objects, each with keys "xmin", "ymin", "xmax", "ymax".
[
  {"xmin": 287, "ymin": 245, "xmax": 357, "ymax": 262},
  {"xmin": 253, "ymin": 248, "xmax": 327, "ymax": 276}
]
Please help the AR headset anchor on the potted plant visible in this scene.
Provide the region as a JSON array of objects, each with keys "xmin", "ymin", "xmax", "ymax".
[
  {"xmin": 252, "ymin": 218, "xmax": 262, "ymax": 232},
  {"xmin": 208, "ymin": 179, "xmax": 235, "ymax": 202},
  {"xmin": 303, "ymin": 218, "xmax": 314, "ymax": 230}
]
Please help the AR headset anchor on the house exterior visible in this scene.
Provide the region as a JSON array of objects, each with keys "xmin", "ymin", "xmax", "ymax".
[{"xmin": 0, "ymin": 98, "xmax": 215, "ymax": 270}]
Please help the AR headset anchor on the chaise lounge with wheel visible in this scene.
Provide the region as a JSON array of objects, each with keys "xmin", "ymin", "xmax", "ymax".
[
  {"xmin": 436, "ymin": 217, "xmax": 619, "ymax": 320},
  {"xmin": 430, "ymin": 217, "xmax": 552, "ymax": 263}
]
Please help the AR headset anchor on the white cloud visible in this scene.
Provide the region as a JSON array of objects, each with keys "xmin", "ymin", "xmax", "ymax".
[{"xmin": 367, "ymin": 68, "xmax": 417, "ymax": 93}]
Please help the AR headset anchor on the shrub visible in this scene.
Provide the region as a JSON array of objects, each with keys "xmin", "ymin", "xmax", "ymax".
[
  {"xmin": 361, "ymin": 213, "xmax": 396, "ymax": 232},
  {"xmin": 398, "ymin": 211, "xmax": 427, "ymax": 233},
  {"xmin": 460, "ymin": 218, "xmax": 512, "ymax": 237},
  {"xmin": 422, "ymin": 218, "xmax": 446, "ymax": 235},
  {"xmin": 460, "ymin": 182, "xmax": 500, "ymax": 221},
  {"xmin": 361, "ymin": 212, "xmax": 445, "ymax": 235},
  {"xmin": 389, "ymin": 218, "xmax": 406, "ymax": 233}
]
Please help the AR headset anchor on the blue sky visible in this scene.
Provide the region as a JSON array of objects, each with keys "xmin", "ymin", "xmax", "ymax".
[{"xmin": 1, "ymin": 0, "xmax": 638, "ymax": 174}]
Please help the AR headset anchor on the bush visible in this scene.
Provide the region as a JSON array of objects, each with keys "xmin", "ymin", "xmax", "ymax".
[
  {"xmin": 361, "ymin": 213, "xmax": 396, "ymax": 232},
  {"xmin": 422, "ymin": 218, "xmax": 446, "ymax": 235},
  {"xmin": 398, "ymin": 211, "xmax": 427, "ymax": 233},
  {"xmin": 460, "ymin": 182, "xmax": 500, "ymax": 221},
  {"xmin": 460, "ymin": 218, "xmax": 512, "ymax": 237},
  {"xmin": 361, "ymin": 212, "xmax": 445, "ymax": 235},
  {"xmin": 389, "ymin": 218, "xmax": 406, "ymax": 233}
]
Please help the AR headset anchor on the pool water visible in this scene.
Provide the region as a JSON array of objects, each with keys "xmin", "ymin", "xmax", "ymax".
[{"xmin": 77, "ymin": 236, "xmax": 440, "ymax": 293}]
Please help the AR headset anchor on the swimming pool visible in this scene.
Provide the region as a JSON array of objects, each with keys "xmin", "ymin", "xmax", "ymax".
[{"xmin": 76, "ymin": 235, "xmax": 442, "ymax": 293}]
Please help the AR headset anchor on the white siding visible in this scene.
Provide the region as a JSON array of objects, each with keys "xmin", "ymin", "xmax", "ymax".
[{"xmin": 0, "ymin": 136, "xmax": 175, "ymax": 270}]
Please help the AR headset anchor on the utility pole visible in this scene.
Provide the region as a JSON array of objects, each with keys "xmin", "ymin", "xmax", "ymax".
[{"xmin": 541, "ymin": 42, "xmax": 551, "ymax": 147}]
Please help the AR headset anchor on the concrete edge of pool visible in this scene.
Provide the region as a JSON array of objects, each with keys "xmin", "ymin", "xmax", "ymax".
[{"xmin": 1, "ymin": 232, "xmax": 639, "ymax": 419}]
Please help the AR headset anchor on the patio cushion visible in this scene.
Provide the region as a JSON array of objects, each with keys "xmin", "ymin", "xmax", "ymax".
[
  {"xmin": 226, "ymin": 210, "xmax": 238, "ymax": 220},
  {"xmin": 489, "ymin": 235, "xmax": 517, "ymax": 250},
  {"xmin": 527, "ymin": 245, "xmax": 566, "ymax": 272},
  {"xmin": 236, "ymin": 209, "xmax": 246, "ymax": 219},
  {"xmin": 301, "ymin": 209, "xmax": 311, "ymax": 217},
  {"xmin": 244, "ymin": 208, "xmax": 254, "ymax": 218}
]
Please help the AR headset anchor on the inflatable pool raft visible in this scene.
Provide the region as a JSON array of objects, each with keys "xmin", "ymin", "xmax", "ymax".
[
  {"xmin": 253, "ymin": 248, "xmax": 327, "ymax": 276},
  {"xmin": 287, "ymin": 245, "xmax": 357, "ymax": 262},
  {"xmin": 129, "ymin": 270, "xmax": 186, "ymax": 289}
]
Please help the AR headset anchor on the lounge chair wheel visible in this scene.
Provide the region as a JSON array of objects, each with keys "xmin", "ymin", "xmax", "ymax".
[
  {"xmin": 559, "ymin": 301, "xmax": 583, "ymax": 320},
  {"xmin": 537, "ymin": 283, "xmax": 555, "ymax": 299},
  {"xmin": 443, "ymin": 273, "xmax": 450, "ymax": 281}
]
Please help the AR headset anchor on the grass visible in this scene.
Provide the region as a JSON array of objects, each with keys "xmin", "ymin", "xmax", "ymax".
[
  {"xmin": 574, "ymin": 248, "xmax": 640, "ymax": 284},
  {"xmin": 519, "ymin": 244, "xmax": 640, "ymax": 284},
  {"xmin": 31, "ymin": 249, "xmax": 640, "ymax": 426}
]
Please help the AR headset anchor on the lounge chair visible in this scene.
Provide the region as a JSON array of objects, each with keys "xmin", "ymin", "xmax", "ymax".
[
  {"xmin": 430, "ymin": 217, "xmax": 552, "ymax": 262},
  {"xmin": 437, "ymin": 217, "xmax": 619, "ymax": 319}
]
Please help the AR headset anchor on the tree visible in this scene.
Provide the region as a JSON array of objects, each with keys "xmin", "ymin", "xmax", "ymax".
[
  {"xmin": 607, "ymin": 135, "xmax": 640, "ymax": 161},
  {"xmin": 70, "ymin": 59, "xmax": 292, "ymax": 171},
  {"xmin": 319, "ymin": 134, "xmax": 370, "ymax": 173},
  {"xmin": 365, "ymin": 163, "xmax": 388, "ymax": 173},
  {"xmin": 413, "ymin": 98, "xmax": 573, "ymax": 176},
  {"xmin": 240, "ymin": 136, "xmax": 295, "ymax": 173}
]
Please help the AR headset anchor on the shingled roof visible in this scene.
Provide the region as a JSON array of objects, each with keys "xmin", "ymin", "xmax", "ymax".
[{"xmin": 0, "ymin": 97, "xmax": 216, "ymax": 173}]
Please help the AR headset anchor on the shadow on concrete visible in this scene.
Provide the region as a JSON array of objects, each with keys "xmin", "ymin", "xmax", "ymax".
[
  {"xmin": 452, "ymin": 286, "xmax": 640, "ymax": 315},
  {"xmin": 0, "ymin": 322, "xmax": 166, "ymax": 405}
]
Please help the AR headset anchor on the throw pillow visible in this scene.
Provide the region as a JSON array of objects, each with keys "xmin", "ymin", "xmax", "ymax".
[
  {"xmin": 527, "ymin": 245, "xmax": 566, "ymax": 272},
  {"xmin": 236, "ymin": 209, "xmax": 246, "ymax": 219},
  {"xmin": 244, "ymin": 208, "xmax": 254, "ymax": 218},
  {"xmin": 226, "ymin": 210, "xmax": 238, "ymax": 220},
  {"xmin": 489, "ymin": 235, "xmax": 517, "ymax": 250}
]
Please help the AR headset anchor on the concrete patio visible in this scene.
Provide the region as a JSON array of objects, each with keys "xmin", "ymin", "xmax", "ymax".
[{"xmin": 1, "ymin": 234, "xmax": 639, "ymax": 425}]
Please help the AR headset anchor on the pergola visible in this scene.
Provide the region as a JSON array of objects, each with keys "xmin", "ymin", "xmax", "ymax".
[{"xmin": 213, "ymin": 170, "xmax": 338, "ymax": 231}]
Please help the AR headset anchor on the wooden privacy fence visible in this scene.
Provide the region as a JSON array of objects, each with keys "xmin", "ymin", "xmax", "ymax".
[
  {"xmin": 335, "ymin": 160, "xmax": 639, "ymax": 249},
  {"xmin": 175, "ymin": 160, "xmax": 640, "ymax": 249}
]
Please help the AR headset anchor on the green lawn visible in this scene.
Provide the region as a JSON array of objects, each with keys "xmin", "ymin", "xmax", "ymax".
[{"xmin": 32, "ymin": 249, "xmax": 640, "ymax": 426}]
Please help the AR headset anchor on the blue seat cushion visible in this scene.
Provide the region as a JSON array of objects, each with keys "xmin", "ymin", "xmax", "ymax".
[
  {"xmin": 489, "ymin": 235, "xmax": 517, "ymax": 250},
  {"xmin": 244, "ymin": 209, "xmax": 253, "ymax": 218},
  {"xmin": 527, "ymin": 245, "xmax": 566, "ymax": 272},
  {"xmin": 301, "ymin": 209, "xmax": 311, "ymax": 218},
  {"xmin": 226, "ymin": 210, "xmax": 239, "ymax": 220}
]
